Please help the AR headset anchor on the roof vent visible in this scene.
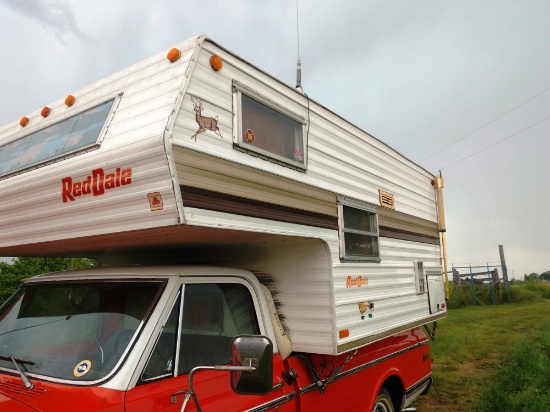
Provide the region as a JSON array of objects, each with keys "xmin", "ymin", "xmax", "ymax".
[{"xmin": 379, "ymin": 189, "xmax": 395, "ymax": 210}]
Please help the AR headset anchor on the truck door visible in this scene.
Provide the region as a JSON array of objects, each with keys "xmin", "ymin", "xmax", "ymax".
[{"xmin": 125, "ymin": 282, "xmax": 296, "ymax": 412}]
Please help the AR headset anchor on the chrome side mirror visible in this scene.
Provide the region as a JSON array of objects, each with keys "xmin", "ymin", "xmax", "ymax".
[{"xmin": 230, "ymin": 335, "xmax": 273, "ymax": 395}]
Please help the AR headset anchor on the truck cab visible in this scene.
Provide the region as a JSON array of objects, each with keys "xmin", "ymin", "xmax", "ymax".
[{"xmin": 0, "ymin": 266, "xmax": 431, "ymax": 412}]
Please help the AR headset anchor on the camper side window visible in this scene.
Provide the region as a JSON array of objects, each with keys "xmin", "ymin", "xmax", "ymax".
[
  {"xmin": 233, "ymin": 82, "xmax": 306, "ymax": 170},
  {"xmin": 339, "ymin": 203, "xmax": 380, "ymax": 262}
]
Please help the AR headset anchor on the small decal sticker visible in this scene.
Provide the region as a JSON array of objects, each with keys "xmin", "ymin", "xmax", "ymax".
[
  {"xmin": 293, "ymin": 149, "xmax": 303, "ymax": 162},
  {"xmin": 191, "ymin": 96, "xmax": 223, "ymax": 141},
  {"xmin": 245, "ymin": 129, "xmax": 255, "ymax": 144},
  {"xmin": 358, "ymin": 301, "xmax": 374, "ymax": 320},
  {"xmin": 147, "ymin": 192, "xmax": 164, "ymax": 211},
  {"xmin": 74, "ymin": 360, "xmax": 92, "ymax": 377}
]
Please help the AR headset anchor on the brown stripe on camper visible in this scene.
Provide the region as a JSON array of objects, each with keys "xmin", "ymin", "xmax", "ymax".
[
  {"xmin": 180, "ymin": 186, "xmax": 339, "ymax": 230},
  {"xmin": 378, "ymin": 207, "xmax": 440, "ymax": 245}
]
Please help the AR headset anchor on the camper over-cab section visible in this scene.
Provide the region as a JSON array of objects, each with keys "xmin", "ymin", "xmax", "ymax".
[{"xmin": 0, "ymin": 35, "xmax": 446, "ymax": 356}]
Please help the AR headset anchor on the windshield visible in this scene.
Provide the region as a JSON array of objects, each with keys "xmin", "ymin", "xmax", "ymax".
[{"xmin": 0, "ymin": 280, "xmax": 163, "ymax": 383}]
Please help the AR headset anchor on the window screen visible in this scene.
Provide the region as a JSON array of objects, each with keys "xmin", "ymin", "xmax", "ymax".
[
  {"xmin": 234, "ymin": 84, "xmax": 306, "ymax": 170},
  {"xmin": 0, "ymin": 99, "xmax": 116, "ymax": 178},
  {"xmin": 339, "ymin": 202, "xmax": 380, "ymax": 261}
]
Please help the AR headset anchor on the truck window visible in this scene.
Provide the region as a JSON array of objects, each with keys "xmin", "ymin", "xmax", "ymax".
[
  {"xmin": 0, "ymin": 281, "xmax": 163, "ymax": 383},
  {"xmin": 179, "ymin": 283, "xmax": 260, "ymax": 374},
  {"xmin": 141, "ymin": 283, "xmax": 260, "ymax": 381}
]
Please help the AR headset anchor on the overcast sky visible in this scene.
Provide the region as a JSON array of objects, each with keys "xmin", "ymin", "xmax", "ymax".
[{"xmin": 1, "ymin": 0, "xmax": 549, "ymax": 278}]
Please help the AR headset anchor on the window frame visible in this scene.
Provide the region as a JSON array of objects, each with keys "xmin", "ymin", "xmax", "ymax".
[
  {"xmin": 338, "ymin": 197, "xmax": 381, "ymax": 262},
  {"xmin": 139, "ymin": 278, "xmax": 263, "ymax": 383},
  {"xmin": 232, "ymin": 81, "xmax": 307, "ymax": 171},
  {"xmin": 0, "ymin": 94, "xmax": 121, "ymax": 180}
]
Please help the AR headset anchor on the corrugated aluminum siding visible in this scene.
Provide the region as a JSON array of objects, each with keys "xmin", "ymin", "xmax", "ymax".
[
  {"xmin": 169, "ymin": 39, "xmax": 444, "ymax": 354},
  {"xmin": 177, "ymin": 208, "xmax": 338, "ymax": 355},
  {"xmin": 0, "ymin": 38, "xmax": 201, "ymax": 253},
  {"xmin": 171, "ymin": 39, "xmax": 436, "ymax": 223}
]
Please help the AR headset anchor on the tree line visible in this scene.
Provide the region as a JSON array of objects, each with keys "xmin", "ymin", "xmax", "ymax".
[
  {"xmin": 524, "ymin": 272, "xmax": 550, "ymax": 282},
  {"xmin": 0, "ymin": 257, "xmax": 96, "ymax": 306}
]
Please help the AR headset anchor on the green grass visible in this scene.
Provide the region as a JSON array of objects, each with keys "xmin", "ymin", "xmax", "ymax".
[{"xmin": 415, "ymin": 283, "xmax": 550, "ymax": 412}]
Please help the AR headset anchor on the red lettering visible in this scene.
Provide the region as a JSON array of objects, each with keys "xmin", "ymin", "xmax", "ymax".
[
  {"xmin": 62, "ymin": 166, "xmax": 133, "ymax": 203},
  {"xmin": 74, "ymin": 182, "xmax": 82, "ymax": 197},
  {"xmin": 105, "ymin": 173, "xmax": 115, "ymax": 189},
  {"xmin": 121, "ymin": 168, "xmax": 132, "ymax": 185},
  {"xmin": 82, "ymin": 176, "xmax": 91, "ymax": 195},
  {"xmin": 62, "ymin": 177, "xmax": 75, "ymax": 203},
  {"xmin": 92, "ymin": 168, "xmax": 105, "ymax": 196},
  {"xmin": 346, "ymin": 275, "xmax": 369, "ymax": 288}
]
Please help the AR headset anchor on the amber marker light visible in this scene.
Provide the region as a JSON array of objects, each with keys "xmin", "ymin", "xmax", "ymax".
[
  {"xmin": 20, "ymin": 117, "xmax": 29, "ymax": 127},
  {"xmin": 339, "ymin": 329, "xmax": 350, "ymax": 339},
  {"xmin": 65, "ymin": 95, "xmax": 76, "ymax": 107},
  {"xmin": 41, "ymin": 107, "xmax": 51, "ymax": 117},
  {"xmin": 167, "ymin": 48, "xmax": 181, "ymax": 63},
  {"xmin": 210, "ymin": 55, "xmax": 223, "ymax": 71}
]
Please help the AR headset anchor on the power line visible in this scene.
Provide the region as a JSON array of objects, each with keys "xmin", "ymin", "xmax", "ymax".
[
  {"xmin": 440, "ymin": 114, "xmax": 550, "ymax": 170},
  {"xmin": 422, "ymin": 85, "xmax": 550, "ymax": 162}
]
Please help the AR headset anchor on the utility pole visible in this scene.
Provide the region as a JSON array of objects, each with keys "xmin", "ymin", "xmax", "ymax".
[{"xmin": 499, "ymin": 245, "xmax": 513, "ymax": 303}]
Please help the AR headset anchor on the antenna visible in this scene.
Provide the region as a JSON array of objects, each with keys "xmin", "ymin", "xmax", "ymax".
[{"xmin": 295, "ymin": 0, "xmax": 302, "ymax": 91}]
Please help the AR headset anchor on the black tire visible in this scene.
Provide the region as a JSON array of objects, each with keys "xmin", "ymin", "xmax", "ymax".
[{"xmin": 372, "ymin": 387, "xmax": 394, "ymax": 412}]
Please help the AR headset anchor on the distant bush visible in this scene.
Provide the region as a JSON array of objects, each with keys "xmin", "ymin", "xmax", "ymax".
[{"xmin": 511, "ymin": 281, "xmax": 550, "ymax": 302}]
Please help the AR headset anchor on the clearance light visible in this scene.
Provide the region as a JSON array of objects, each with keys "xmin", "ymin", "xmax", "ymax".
[
  {"xmin": 20, "ymin": 117, "xmax": 29, "ymax": 127},
  {"xmin": 65, "ymin": 95, "xmax": 76, "ymax": 107},
  {"xmin": 41, "ymin": 107, "xmax": 51, "ymax": 118},
  {"xmin": 167, "ymin": 48, "xmax": 181, "ymax": 63},
  {"xmin": 210, "ymin": 55, "xmax": 223, "ymax": 71},
  {"xmin": 339, "ymin": 329, "xmax": 350, "ymax": 339}
]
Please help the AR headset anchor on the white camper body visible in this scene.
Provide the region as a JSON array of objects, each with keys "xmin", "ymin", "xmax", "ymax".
[{"xmin": 0, "ymin": 35, "xmax": 446, "ymax": 356}]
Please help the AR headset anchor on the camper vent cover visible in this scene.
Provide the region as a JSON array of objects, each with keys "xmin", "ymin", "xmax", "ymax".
[
  {"xmin": 379, "ymin": 190, "xmax": 395, "ymax": 210},
  {"xmin": 414, "ymin": 261, "xmax": 426, "ymax": 294}
]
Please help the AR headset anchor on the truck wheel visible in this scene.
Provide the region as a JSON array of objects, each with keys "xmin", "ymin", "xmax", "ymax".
[{"xmin": 372, "ymin": 387, "xmax": 394, "ymax": 412}]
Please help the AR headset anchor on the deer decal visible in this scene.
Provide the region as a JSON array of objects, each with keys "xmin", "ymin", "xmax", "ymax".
[{"xmin": 190, "ymin": 96, "xmax": 223, "ymax": 141}]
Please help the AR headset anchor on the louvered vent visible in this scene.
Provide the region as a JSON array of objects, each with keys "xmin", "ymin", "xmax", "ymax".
[
  {"xmin": 414, "ymin": 261, "xmax": 426, "ymax": 294},
  {"xmin": 379, "ymin": 189, "xmax": 395, "ymax": 209},
  {"xmin": 0, "ymin": 380, "xmax": 48, "ymax": 397}
]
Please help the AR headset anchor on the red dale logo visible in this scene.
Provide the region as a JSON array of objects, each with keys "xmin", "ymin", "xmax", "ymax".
[{"xmin": 61, "ymin": 167, "xmax": 132, "ymax": 203}]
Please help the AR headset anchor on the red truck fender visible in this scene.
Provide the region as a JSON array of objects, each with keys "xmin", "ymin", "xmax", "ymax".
[{"xmin": 368, "ymin": 368, "xmax": 406, "ymax": 411}]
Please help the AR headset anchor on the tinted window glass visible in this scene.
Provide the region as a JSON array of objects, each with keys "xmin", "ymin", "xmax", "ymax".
[{"xmin": 0, "ymin": 99, "xmax": 115, "ymax": 178}]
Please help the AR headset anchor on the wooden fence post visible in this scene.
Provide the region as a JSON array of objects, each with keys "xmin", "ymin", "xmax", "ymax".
[
  {"xmin": 499, "ymin": 245, "xmax": 512, "ymax": 303},
  {"xmin": 453, "ymin": 269, "xmax": 461, "ymax": 287},
  {"xmin": 492, "ymin": 268, "xmax": 500, "ymax": 290}
]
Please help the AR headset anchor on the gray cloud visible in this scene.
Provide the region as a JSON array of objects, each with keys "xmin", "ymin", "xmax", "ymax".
[
  {"xmin": 0, "ymin": 0, "xmax": 87, "ymax": 42},
  {"xmin": 0, "ymin": 0, "xmax": 549, "ymax": 277}
]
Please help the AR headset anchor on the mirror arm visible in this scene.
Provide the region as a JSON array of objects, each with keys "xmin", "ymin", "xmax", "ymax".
[{"xmin": 174, "ymin": 364, "xmax": 257, "ymax": 412}]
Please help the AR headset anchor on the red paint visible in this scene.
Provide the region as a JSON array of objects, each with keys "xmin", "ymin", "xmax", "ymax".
[
  {"xmin": 0, "ymin": 376, "xmax": 125, "ymax": 412},
  {"xmin": 284, "ymin": 328, "xmax": 431, "ymax": 411},
  {"xmin": 61, "ymin": 167, "xmax": 132, "ymax": 203},
  {"xmin": 0, "ymin": 328, "xmax": 429, "ymax": 411}
]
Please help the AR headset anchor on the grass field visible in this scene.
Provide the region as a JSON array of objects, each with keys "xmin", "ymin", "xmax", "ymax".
[{"xmin": 415, "ymin": 282, "xmax": 550, "ymax": 412}]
